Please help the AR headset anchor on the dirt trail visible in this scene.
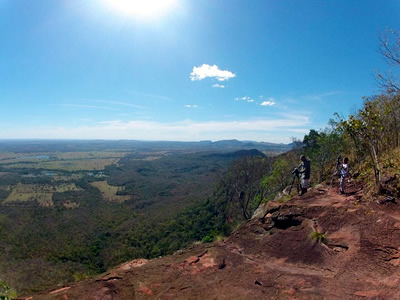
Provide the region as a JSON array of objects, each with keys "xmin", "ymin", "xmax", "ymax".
[{"xmin": 28, "ymin": 183, "xmax": 400, "ymax": 300}]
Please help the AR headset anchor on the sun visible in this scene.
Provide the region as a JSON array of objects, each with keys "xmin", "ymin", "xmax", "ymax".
[{"xmin": 105, "ymin": 0, "xmax": 177, "ymax": 19}]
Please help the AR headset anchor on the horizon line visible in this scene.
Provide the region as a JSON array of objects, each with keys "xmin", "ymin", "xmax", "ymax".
[{"xmin": 0, "ymin": 138, "xmax": 293, "ymax": 145}]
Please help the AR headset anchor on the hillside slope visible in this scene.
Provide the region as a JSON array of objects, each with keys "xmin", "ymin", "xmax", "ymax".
[{"xmin": 28, "ymin": 183, "xmax": 400, "ymax": 299}]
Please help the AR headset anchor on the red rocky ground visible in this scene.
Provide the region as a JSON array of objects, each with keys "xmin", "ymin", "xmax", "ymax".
[{"xmin": 26, "ymin": 182, "xmax": 400, "ymax": 299}]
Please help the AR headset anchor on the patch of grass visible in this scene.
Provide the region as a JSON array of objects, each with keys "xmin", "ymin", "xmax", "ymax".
[
  {"xmin": 277, "ymin": 194, "xmax": 292, "ymax": 203},
  {"xmin": 4, "ymin": 183, "xmax": 83, "ymax": 206},
  {"xmin": 5, "ymin": 191, "xmax": 52, "ymax": 206},
  {"xmin": 310, "ymin": 231, "xmax": 326, "ymax": 243},
  {"xmin": 55, "ymin": 183, "xmax": 82, "ymax": 192},
  {"xmin": 213, "ymin": 235, "xmax": 226, "ymax": 242},
  {"xmin": 0, "ymin": 280, "xmax": 17, "ymax": 300},
  {"xmin": 0, "ymin": 151, "xmax": 126, "ymax": 171},
  {"xmin": 5, "ymin": 184, "xmax": 48, "ymax": 203},
  {"xmin": 90, "ymin": 181, "xmax": 131, "ymax": 202},
  {"xmin": 72, "ymin": 272, "xmax": 91, "ymax": 282},
  {"xmin": 0, "ymin": 151, "xmax": 126, "ymax": 164},
  {"xmin": 3, "ymin": 158, "xmax": 119, "ymax": 171}
]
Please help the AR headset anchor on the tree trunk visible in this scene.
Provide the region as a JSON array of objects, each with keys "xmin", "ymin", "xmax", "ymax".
[{"xmin": 368, "ymin": 142, "xmax": 381, "ymax": 191}]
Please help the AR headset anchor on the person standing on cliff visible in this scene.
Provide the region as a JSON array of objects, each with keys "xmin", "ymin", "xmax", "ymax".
[
  {"xmin": 339, "ymin": 157, "xmax": 349, "ymax": 194},
  {"xmin": 298, "ymin": 155, "xmax": 311, "ymax": 195}
]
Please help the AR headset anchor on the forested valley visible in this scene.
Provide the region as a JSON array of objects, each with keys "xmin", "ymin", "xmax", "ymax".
[{"xmin": 0, "ymin": 140, "xmax": 289, "ymax": 295}]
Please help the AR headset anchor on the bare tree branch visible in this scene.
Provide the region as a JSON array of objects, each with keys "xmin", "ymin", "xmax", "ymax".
[
  {"xmin": 378, "ymin": 30, "xmax": 400, "ymax": 66},
  {"xmin": 375, "ymin": 70, "xmax": 400, "ymax": 94},
  {"xmin": 376, "ymin": 29, "xmax": 400, "ymax": 93}
]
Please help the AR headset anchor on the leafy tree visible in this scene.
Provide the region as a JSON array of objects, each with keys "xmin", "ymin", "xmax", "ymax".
[
  {"xmin": 339, "ymin": 97, "xmax": 385, "ymax": 189},
  {"xmin": 219, "ymin": 156, "xmax": 271, "ymax": 220},
  {"xmin": 380, "ymin": 93, "xmax": 400, "ymax": 149},
  {"xmin": 303, "ymin": 128, "xmax": 344, "ymax": 183},
  {"xmin": 261, "ymin": 158, "xmax": 291, "ymax": 199}
]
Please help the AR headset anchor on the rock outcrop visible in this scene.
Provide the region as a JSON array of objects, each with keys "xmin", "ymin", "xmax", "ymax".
[{"xmin": 28, "ymin": 184, "xmax": 400, "ymax": 299}]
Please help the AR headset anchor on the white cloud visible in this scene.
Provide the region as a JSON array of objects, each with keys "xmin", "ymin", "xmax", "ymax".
[
  {"xmin": 235, "ymin": 96, "xmax": 255, "ymax": 103},
  {"xmin": 184, "ymin": 104, "xmax": 198, "ymax": 108},
  {"xmin": 258, "ymin": 96, "xmax": 276, "ymax": 106},
  {"xmin": 190, "ymin": 64, "xmax": 236, "ymax": 81},
  {"xmin": 235, "ymin": 95, "xmax": 276, "ymax": 106},
  {"xmin": 261, "ymin": 101, "xmax": 276, "ymax": 106},
  {"xmin": 212, "ymin": 84, "xmax": 225, "ymax": 88},
  {"xmin": 0, "ymin": 116, "xmax": 310, "ymax": 143}
]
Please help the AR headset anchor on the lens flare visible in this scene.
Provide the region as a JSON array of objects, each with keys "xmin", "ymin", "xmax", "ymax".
[{"xmin": 105, "ymin": 0, "xmax": 177, "ymax": 19}]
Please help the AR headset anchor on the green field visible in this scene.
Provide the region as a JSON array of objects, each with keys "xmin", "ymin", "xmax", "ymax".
[
  {"xmin": 2, "ymin": 158, "xmax": 119, "ymax": 171},
  {"xmin": 0, "ymin": 151, "xmax": 127, "ymax": 171},
  {"xmin": 90, "ymin": 181, "xmax": 131, "ymax": 202},
  {"xmin": 4, "ymin": 183, "xmax": 83, "ymax": 206}
]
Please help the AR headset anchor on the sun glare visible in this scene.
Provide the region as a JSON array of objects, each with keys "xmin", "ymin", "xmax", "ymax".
[{"xmin": 105, "ymin": 0, "xmax": 177, "ymax": 19}]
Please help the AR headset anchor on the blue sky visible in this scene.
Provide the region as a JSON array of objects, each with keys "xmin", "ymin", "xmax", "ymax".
[{"xmin": 0, "ymin": 0, "xmax": 399, "ymax": 143}]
